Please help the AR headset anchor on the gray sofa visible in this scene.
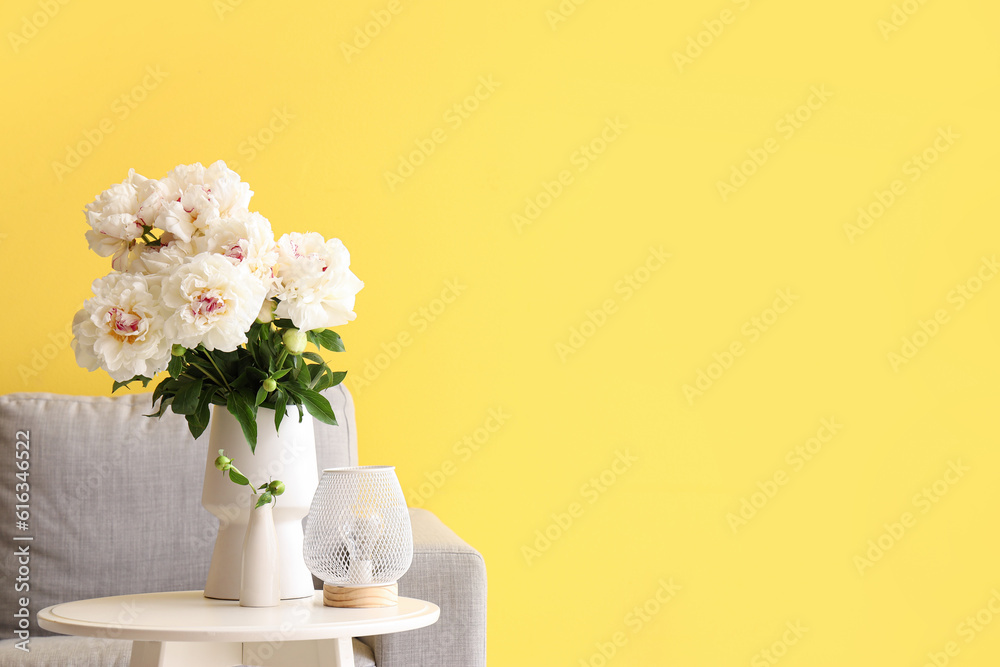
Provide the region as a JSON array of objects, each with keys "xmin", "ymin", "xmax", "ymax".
[{"xmin": 0, "ymin": 387, "xmax": 486, "ymax": 666}]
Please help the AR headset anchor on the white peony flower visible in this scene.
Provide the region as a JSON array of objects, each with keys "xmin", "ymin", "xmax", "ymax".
[
  {"xmin": 134, "ymin": 176, "xmax": 168, "ymax": 227},
  {"xmin": 197, "ymin": 211, "xmax": 278, "ymax": 293},
  {"xmin": 153, "ymin": 161, "xmax": 252, "ymax": 243},
  {"xmin": 272, "ymin": 232, "xmax": 364, "ymax": 331},
  {"xmin": 162, "ymin": 253, "xmax": 268, "ymax": 351},
  {"xmin": 71, "ymin": 309, "xmax": 101, "ymax": 373},
  {"xmin": 84, "ymin": 169, "xmax": 162, "ymax": 270},
  {"xmin": 71, "ymin": 273, "xmax": 172, "ymax": 382},
  {"xmin": 128, "ymin": 232, "xmax": 197, "ymax": 276}
]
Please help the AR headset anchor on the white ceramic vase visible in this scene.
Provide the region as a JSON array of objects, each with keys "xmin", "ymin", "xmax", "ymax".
[
  {"xmin": 240, "ymin": 501, "xmax": 280, "ymax": 607},
  {"xmin": 202, "ymin": 406, "xmax": 318, "ymax": 600}
]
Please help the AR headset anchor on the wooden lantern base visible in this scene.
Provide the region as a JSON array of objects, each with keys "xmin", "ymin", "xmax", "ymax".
[{"xmin": 323, "ymin": 583, "xmax": 398, "ymax": 608}]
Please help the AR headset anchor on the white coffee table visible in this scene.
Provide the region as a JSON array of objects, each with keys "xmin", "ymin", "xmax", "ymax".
[{"xmin": 37, "ymin": 590, "xmax": 439, "ymax": 667}]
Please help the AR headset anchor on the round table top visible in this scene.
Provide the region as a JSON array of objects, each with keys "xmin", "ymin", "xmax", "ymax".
[{"xmin": 37, "ymin": 591, "xmax": 439, "ymax": 643}]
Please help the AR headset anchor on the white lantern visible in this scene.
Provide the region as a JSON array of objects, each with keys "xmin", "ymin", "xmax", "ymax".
[{"xmin": 303, "ymin": 466, "xmax": 413, "ymax": 607}]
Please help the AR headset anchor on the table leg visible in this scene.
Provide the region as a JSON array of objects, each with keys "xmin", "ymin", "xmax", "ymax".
[
  {"xmin": 317, "ymin": 637, "xmax": 355, "ymax": 667},
  {"xmin": 129, "ymin": 640, "xmax": 243, "ymax": 667},
  {"xmin": 242, "ymin": 637, "xmax": 354, "ymax": 666}
]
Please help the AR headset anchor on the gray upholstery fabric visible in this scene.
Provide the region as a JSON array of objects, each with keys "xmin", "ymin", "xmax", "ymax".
[
  {"xmin": 366, "ymin": 509, "xmax": 488, "ymax": 667},
  {"xmin": 0, "ymin": 636, "xmax": 375, "ymax": 666},
  {"xmin": 0, "ymin": 388, "xmax": 485, "ymax": 667},
  {"xmin": 0, "ymin": 386, "xmax": 355, "ymax": 641},
  {"xmin": 0, "ymin": 392, "xmax": 211, "ymax": 641},
  {"xmin": 0, "ymin": 636, "xmax": 130, "ymax": 666}
]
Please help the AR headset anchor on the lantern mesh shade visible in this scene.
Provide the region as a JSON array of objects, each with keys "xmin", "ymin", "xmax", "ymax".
[{"xmin": 303, "ymin": 466, "xmax": 413, "ymax": 587}]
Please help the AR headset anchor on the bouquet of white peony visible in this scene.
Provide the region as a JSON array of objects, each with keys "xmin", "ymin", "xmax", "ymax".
[{"xmin": 71, "ymin": 161, "xmax": 364, "ymax": 449}]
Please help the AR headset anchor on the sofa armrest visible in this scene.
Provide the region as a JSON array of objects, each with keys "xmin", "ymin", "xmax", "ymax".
[{"xmin": 362, "ymin": 508, "xmax": 487, "ymax": 667}]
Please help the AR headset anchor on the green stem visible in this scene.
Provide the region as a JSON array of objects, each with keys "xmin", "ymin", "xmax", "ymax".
[
  {"xmin": 275, "ymin": 348, "xmax": 289, "ymax": 372},
  {"xmin": 188, "ymin": 359, "xmax": 225, "ymax": 388},
  {"xmin": 203, "ymin": 351, "xmax": 233, "ymax": 392}
]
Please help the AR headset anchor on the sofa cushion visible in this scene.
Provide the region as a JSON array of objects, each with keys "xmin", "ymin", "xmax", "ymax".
[
  {"xmin": 0, "ymin": 636, "xmax": 375, "ymax": 667},
  {"xmin": 0, "ymin": 636, "xmax": 129, "ymax": 667},
  {"xmin": 0, "ymin": 386, "xmax": 357, "ymax": 641},
  {"xmin": 366, "ymin": 509, "xmax": 488, "ymax": 667}
]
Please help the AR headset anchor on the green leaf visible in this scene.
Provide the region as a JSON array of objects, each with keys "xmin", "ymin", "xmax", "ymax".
[
  {"xmin": 209, "ymin": 349, "xmax": 239, "ymax": 381},
  {"xmin": 167, "ymin": 354, "xmax": 184, "ymax": 378},
  {"xmin": 199, "ymin": 385, "xmax": 219, "ymax": 416},
  {"xmin": 112, "ymin": 376, "xmax": 143, "ymax": 392},
  {"xmin": 228, "ymin": 468, "xmax": 250, "ymax": 486},
  {"xmin": 313, "ymin": 369, "xmax": 347, "ymax": 392},
  {"xmin": 226, "ymin": 391, "xmax": 258, "ymax": 452},
  {"xmin": 262, "ymin": 328, "xmax": 278, "ymax": 367},
  {"xmin": 152, "ymin": 377, "xmax": 174, "ymax": 405},
  {"xmin": 257, "ymin": 482, "xmax": 269, "ymax": 490},
  {"xmin": 313, "ymin": 329, "xmax": 345, "ymax": 352},
  {"xmin": 230, "ymin": 370, "xmax": 251, "ymax": 392},
  {"xmin": 171, "ymin": 378, "xmax": 204, "ymax": 415},
  {"xmin": 302, "ymin": 351, "xmax": 325, "ymax": 364},
  {"xmin": 188, "ymin": 386, "xmax": 219, "ymax": 440},
  {"xmin": 185, "ymin": 412, "xmax": 205, "ymax": 440},
  {"xmin": 255, "ymin": 492, "xmax": 273, "ymax": 508},
  {"xmin": 272, "ymin": 368, "xmax": 292, "ymax": 380},
  {"xmin": 312, "ymin": 371, "xmax": 331, "ymax": 392},
  {"xmin": 247, "ymin": 321, "xmax": 263, "ymax": 347},
  {"xmin": 145, "ymin": 397, "xmax": 173, "ymax": 419},
  {"xmin": 255, "ymin": 386, "xmax": 267, "ymax": 407},
  {"xmin": 297, "ymin": 360, "xmax": 312, "ymax": 384},
  {"xmin": 274, "ymin": 389, "xmax": 288, "ymax": 433},
  {"xmin": 287, "ymin": 387, "xmax": 338, "ymax": 426}
]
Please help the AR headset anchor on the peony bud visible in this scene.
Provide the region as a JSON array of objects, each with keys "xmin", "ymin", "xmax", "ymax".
[
  {"xmin": 282, "ymin": 329, "xmax": 307, "ymax": 355},
  {"xmin": 257, "ymin": 299, "xmax": 276, "ymax": 324},
  {"xmin": 268, "ymin": 480, "xmax": 285, "ymax": 496},
  {"xmin": 214, "ymin": 454, "xmax": 232, "ymax": 471},
  {"xmin": 171, "ymin": 344, "xmax": 186, "ymax": 356},
  {"xmin": 262, "ymin": 378, "xmax": 277, "ymax": 392}
]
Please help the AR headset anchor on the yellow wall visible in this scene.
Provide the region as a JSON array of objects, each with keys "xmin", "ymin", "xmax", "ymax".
[{"xmin": 3, "ymin": 0, "xmax": 1000, "ymax": 664}]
